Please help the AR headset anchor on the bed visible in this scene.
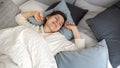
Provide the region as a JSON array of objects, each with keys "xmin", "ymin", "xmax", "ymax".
[{"xmin": 0, "ymin": 0, "xmax": 120, "ymax": 68}]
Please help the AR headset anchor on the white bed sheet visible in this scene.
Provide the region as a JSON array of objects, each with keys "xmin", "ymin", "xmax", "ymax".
[{"xmin": 0, "ymin": 26, "xmax": 57, "ymax": 68}]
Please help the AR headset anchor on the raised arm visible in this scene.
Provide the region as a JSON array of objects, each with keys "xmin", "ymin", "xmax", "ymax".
[
  {"xmin": 21, "ymin": 11, "xmax": 37, "ymax": 19},
  {"xmin": 15, "ymin": 11, "xmax": 43, "ymax": 27},
  {"xmin": 64, "ymin": 22, "xmax": 85, "ymax": 50},
  {"xmin": 21, "ymin": 11, "xmax": 43, "ymax": 21},
  {"xmin": 65, "ymin": 22, "xmax": 82, "ymax": 39}
]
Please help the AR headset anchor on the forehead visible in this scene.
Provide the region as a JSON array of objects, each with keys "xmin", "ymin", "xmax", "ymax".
[{"xmin": 55, "ymin": 14, "xmax": 64, "ymax": 20}]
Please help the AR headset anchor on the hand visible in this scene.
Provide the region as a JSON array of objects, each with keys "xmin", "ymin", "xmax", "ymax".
[
  {"xmin": 65, "ymin": 22, "xmax": 77, "ymax": 30},
  {"xmin": 65, "ymin": 22, "xmax": 81, "ymax": 39},
  {"xmin": 34, "ymin": 11, "xmax": 43, "ymax": 22}
]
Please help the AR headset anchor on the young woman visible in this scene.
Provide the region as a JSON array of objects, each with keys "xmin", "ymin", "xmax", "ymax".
[
  {"xmin": 15, "ymin": 11, "xmax": 85, "ymax": 55},
  {"xmin": 0, "ymin": 11, "xmax": 85, "ymax": 68}
]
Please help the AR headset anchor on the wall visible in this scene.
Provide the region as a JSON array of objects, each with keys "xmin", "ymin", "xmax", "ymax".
[
  {"xmin": 85, "ymin": 0, "xmax": 119, "ymax": 7},
  {"xmin": 12, "ymin": 0, "xmax": 28, "ymax": 6}
]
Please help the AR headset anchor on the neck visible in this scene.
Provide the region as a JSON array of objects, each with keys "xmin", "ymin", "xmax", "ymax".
[{"xmin": 43, "ymin": 25, "xmax": 51, "ymax": 33}]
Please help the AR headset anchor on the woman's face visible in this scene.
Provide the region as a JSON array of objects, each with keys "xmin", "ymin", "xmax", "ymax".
[{"xmin": 45, "ymin": 14, "xmax": 65, "ymax": 32}]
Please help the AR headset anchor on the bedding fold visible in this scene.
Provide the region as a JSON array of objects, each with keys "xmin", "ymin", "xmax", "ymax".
[{"xmin": 0, "ymin": 26, "xmax": 57, "ymax": 68}]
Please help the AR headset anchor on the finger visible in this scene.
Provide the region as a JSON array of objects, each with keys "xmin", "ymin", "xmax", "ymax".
[
  {"xmin": 40, "ymin": 13, "xmax": 44, "ymax": 21},
  {"xmin": 39, "ymin": 16, "xmax": 43, "ymax": 20},
  {"xmin": 39, "ymin": 12, "xmax": 43, "ymax": 18},
  {"xmin": 34, "ymin": 12, "xmax": 39, "ymax": 19},
  {"xmin": 35, "ymin": 12, "xmax": 43, "ymax": 21},
  {"xmin": 66, "ymin": 22, "xmax": 70, "ymax": 24},
  {"xmin": 35, "ymin": 15, "xmax": 41, "ymax": 22},
  {"xmin": 68, "ymin": 22, "xmax": 75, "ymax": 25},
  {"xmin": 67, "ymin": 22, "xmax": 73, "ymax": 25},
  {"xmin": 34, "ymin": 14, "xmax": 38, "ymax": 21}
]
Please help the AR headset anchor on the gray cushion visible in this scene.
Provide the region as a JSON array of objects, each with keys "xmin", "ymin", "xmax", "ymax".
[
  {"xmin": 55, "ymin": 39, "xmax": 108, "ymax": 68},
  {"xmin": 0, "ymin": 0, "xmax": 20, "ymax": 29},
  {"xmin": 86, "ymin": 1, "xmax": 120, "ymax": 68},
  {"xmin": 35, "ymin": 0, "xmax": 75, "ymax": 5}
]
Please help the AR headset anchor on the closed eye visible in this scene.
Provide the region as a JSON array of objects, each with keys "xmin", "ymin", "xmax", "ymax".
[
  {"xmin": 57, "ymin": 15, "xmax": 64, "ymax": 25},
  {"xmin": 55, "ymin": 15, "xmax": 64, "ymax": 27},
  {"xmin": 55, "ymin": 16, "xmax": 59, "ymax": 21},
  {"xmin": 55, "ymin": 16, "xmax": 61, "ymax": 26}
]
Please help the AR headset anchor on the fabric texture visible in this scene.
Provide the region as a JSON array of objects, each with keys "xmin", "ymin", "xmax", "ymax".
[
  {"xmin": 46, "ymin": 1, "xmax": 88, "ymax": 25},
  {"xmin": 0, "ymin": 0, "xmax": 20, "ymax": 29},
  {"xmin": 75, "ymin": 0, "xmax": 106, "ymax": 12},
  {"xmin": 86, "ymin": 1, "xmax": 120, "ymax": 68},
  {"xmin": 55, "ymin": 39, "xmax": 108, "ymax": 68},
  {"xmin": 19, "ymin": 0, "xmax": 49, "ymax": 12},
  {"xmin": 0, "ymin": 26, "xmax": 57, "ymax": 68}
]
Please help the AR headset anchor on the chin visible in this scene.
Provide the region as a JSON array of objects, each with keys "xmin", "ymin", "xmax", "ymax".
[{"xmin": 52, "ymin": 30, "xmax": 57, "ymax": 32}]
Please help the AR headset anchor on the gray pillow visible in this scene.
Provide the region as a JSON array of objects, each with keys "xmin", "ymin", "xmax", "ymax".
[
  {"xmin": 86, "ymin": 1, "xmax": 120, "ymax": 68},
  {"xmin": 0, "ymin": 0, "xmax": 20, "ymax": 29},
  {"xmin": 35, "ymin": 0, "xmax": 75, "ymax": 5},
  {"xmin": 55, "ymin": 39, "xmax": 108, "ymax": 68}
]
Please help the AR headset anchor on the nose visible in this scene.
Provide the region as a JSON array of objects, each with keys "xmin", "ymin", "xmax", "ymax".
[
  {"xmin": 54, "ymin": 19, "xmax": 61, "ymax": 28},
  {"xmin": 54, "ymin": 20, "xmax": 59, "ymax": 25}
]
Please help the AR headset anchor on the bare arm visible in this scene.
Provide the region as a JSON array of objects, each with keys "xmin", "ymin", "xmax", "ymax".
[
  {"xmin": 65, "ymin": 22, "xmax": 82, "ymax": 39},
  {"xmin": 64, "ymin": 22, "xmax": 85, "ymax": 50},
  {"xmin": 15, "ymin": 11, "xmax": 43, "ymax": 29},
  {"xmin": 21, "ymin": 11, "xmax": 37, "ymax": 19},
  {"xmin": 21, "ymin": 11, "xmax": 43, "ymax": 21}
]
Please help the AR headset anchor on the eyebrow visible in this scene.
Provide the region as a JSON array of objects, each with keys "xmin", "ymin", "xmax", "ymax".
[
  {"xmin": 57, "ymin": 15, "xmax": 64, "ymax": 23},
  {"xmin": 57, "ymin": 15, "xmax": 60, "ymax": 18}
]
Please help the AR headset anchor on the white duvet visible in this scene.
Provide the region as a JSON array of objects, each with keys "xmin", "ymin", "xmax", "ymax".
[{"xmin": 0, "ymin": 26, "xmax": 57, "ymax": 68}]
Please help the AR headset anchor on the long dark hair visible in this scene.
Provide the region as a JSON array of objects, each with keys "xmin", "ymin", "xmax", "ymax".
[{"xmin": 43, "ymin": 11, "xmax": 67, "ymax": 26}]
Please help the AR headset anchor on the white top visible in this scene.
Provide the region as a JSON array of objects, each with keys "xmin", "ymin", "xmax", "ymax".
[{"xmin": 15, "ymin": 14, "xmax": 85, "ymax": 55}]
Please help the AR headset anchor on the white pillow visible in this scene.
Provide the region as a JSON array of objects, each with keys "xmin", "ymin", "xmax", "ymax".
[
  {"xmin": 75, "ymin": 0, "xmax": 106, "ymax": 11},
  {"xmin": 19, "ymin": 0, "xmax": 49, "ymax": 12}
]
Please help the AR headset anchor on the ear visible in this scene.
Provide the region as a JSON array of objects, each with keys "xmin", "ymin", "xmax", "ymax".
[{"xmin": 46, "ymin": 16, "xmax": 50, "ymax": 20}]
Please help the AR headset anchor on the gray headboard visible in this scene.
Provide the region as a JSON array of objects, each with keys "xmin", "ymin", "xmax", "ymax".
[
  {"xmin": 0, "ymin": 0, "xmax": 20, "ymax": 29},
  {"xmin": 85, "ymin": 0, "xmax": 119, "ymax": 8}
]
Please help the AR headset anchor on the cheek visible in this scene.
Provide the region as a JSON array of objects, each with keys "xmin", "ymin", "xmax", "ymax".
[
  {"xmin": 55, "ymin": 27, "xmax": 61, "ymax": 31},
  {"xmin": 46, "ymin": 18, "xmax": 54, "ymax": 24},
  {"xmin": 46, "ymin": 19, "xmax": 52, "ymax": 26},
  {"xmin": 51, "ymin": 26, "xmax": 61, "ymax": 32}
]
